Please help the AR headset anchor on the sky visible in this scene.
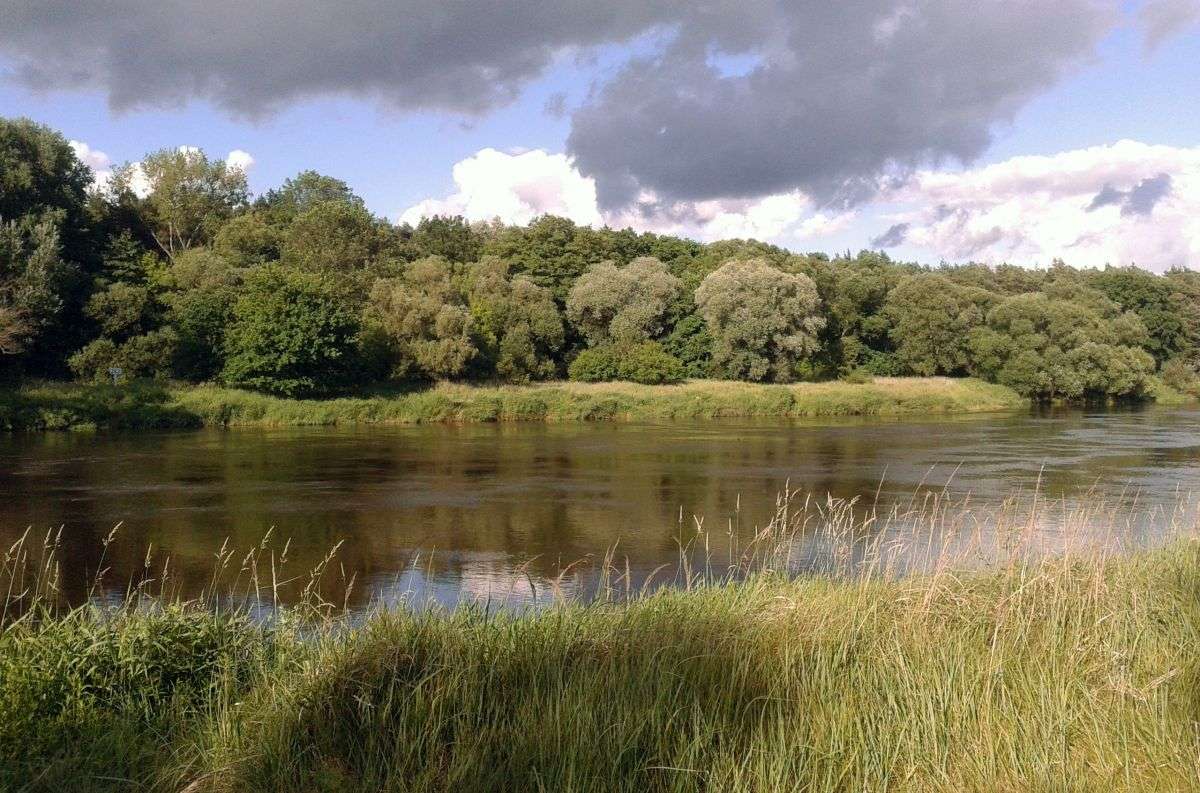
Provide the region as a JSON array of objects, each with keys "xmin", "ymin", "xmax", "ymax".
[{"xmin": 1, "ymin": 0, "xmax": 1198, "ymax": 270}]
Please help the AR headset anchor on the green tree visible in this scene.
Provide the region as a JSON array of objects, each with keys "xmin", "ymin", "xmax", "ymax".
[
  {"xmin": 694, "ymin": 258, "xmax": 825, "ymax": 382},
  {"xmin": 566, "ymin": 257, "xmax": 680, "ymax": 347},
  {"xmin": 0, "ymin": 218, "xmax": 72, "ymax": 359},
  {"xmin": 1088, "ymin": 266, "xmax": 1186, "ymax": 365},
  {"xmin": 222, "ymin": 265, "xmax": 360, "ymax": 396},
  {"xmin": 0, "ymin": 117, "xmax": 93, "ymax": 262},
  {"xmin": 258, "ymin": 170, "xmax": 363, "ymax": 224},
  {"xmin": 162, "ymin": 249, "xmax": 241, "ymax": 380},
  {"xmin": 110, "ymin": 148, "xmax": 248, "ymax": 261},
  {"xmin": 212, "ymin": 212, "xmax": 283, "ymax": 267},
  {"xmin": 885, "ymin": 274, "xmax": 992, "ymax": 376},
  {"xmin": 367, "ymin": 257, "xmax": 476, "ymax": 380},
  {"xmin": 466, "ymin": 257, "xmax": 563, "ymax": 382},
  {"xmin": 483, "ymin": 215, "xmax": 620, "ymax": 302},
  {"xmin": 409, "ymin": 216, "xmax": 483, "ymax": 262},
  {"xmin": 967, "ymin": 291, "xmax": 1153, "ymax": 400},
  {"xmin": 280, "ymin": 200, "xmax": 401, "ymax": 290}
]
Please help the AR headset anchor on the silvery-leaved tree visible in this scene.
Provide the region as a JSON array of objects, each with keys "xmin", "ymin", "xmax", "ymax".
[{"xmin": 695, "ymin": 258, "xmax": 825, "ymax": 383}]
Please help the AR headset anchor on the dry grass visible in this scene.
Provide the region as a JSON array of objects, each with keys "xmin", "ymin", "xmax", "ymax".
[{"xmin": 2, "ymin": 488, "xmax": 1198, "ymax": 792}]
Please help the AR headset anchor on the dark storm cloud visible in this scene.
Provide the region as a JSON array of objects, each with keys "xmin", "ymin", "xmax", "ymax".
[
  {"xmin": 1140, "ymin": 0, "xmax": 1200, "ymax": 51},
  {"xmin": 871, "ymin": 223, "xmax": 909, "ymax": 248},
  {"xmin": 1, "ymin": 1, "xmax": 1191, "ymax": 209},
  {"xmin": 0, "ymin": 0, "xmax": 692, "ymax": 117},
  {"xmin": 1087, "ymin": 173, "xmax": 1173, "ymax": 217},
  {"xmin": 567, "ymin": 1, "xmax": 1122, "ymax": 208}
]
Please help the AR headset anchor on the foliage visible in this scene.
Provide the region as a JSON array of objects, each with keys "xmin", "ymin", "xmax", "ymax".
[
  {"xmin": 885, "ymin": 273, "xmax": 992, "ymax": 376},
  {"xmin": 110, "ymin": 147, "xmax": 248, "ymax": 260},
  {"xmin": 280, "ymin": 199, "xmax": 398, "ymax": 278},
  {"xmin": 966, "ymin": 292, "xmax": 1154, "ymax": 400},
  {"xmin": 0, "ymin": 218, "xmax": 72, "ymax": 357},
  {"xmin": 467, "ymin": 256, "xmax": 564, "ymax": 382},
  {"xmin": 367, "ymin": 257, "xmax": 476, "ymax": 381},
  {"xmin": 566, "ymin": 257, "xmax": 681, "ymax": 346},
  {"xmin": 2, "ymin": 116, "xmax": 1198, "ymax": 406},
  {"xmin": 695, "ymin": 258, "xmax": 824, "ymax": 382},
  {"xmin": 221, "ymin": 265, "xmax": 361, "ymax": 396},
  {"xmin": 662, "ymin": 313, "xmax": 713, "ymax": 378},
  {"xmin": 0, "ymin": 117, "xmax": 93, "ymax": 261},
  {"xmin": 568, "ymin": 341, "xmax": 684, "ymax": 385}
]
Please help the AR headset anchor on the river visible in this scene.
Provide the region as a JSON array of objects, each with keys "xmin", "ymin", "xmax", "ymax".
[{"xmin": 2, "ymin": 405, "xmax": 1199, "ymax": 609}]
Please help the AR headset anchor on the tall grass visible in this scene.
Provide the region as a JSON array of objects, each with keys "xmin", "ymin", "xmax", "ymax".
[
  {"xmin": 1, "ymin": 377, "xmax": 1025, "ymax": 430},
  {"xmin": 2, "ymin": 490, "xmax": 1198, "ymax": 792}
]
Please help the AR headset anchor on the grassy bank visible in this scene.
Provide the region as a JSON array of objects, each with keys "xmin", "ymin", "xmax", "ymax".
[
  {"xmin": 3, "ymin": 502, "xmax": 1200, "ymax": 792},
  {"xmin": 0, "ymin": 376, "xmax": 1024, "ymax": 430}
]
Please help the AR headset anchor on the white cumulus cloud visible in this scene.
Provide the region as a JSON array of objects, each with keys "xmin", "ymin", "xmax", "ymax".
[
  {"xmin": 400, "ymin": 147, "xmax": 854, "ymax": 244},
  {"xmin": 874, "ymin": 140, "xmax": 1200, "ymax": 271},
  {"xmin": 399, "ymin": 148, "xmax": 603, "ymax": 228},
  {"xmin": 225, "ymin": 148, "xmax": 255, "ymax": 173}
]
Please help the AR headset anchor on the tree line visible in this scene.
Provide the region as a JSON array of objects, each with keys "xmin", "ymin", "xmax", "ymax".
[{"xmin": 3, "ymin": 117, "xmax": 1200, "ymax": 401}]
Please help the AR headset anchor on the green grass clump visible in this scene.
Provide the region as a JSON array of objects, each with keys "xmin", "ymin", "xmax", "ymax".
[
  {"xmin": 1, "ymin": 376, "xmax": 1027, "ymax": 431},
  {"xmin": 3, "ymin": 523, "xmax": 1200, "ymax": 791}
]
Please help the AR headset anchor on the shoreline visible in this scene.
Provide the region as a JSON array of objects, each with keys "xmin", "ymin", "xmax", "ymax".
[
  {"xmin": 0, "ymin": 377, "xmax": 1028, "ymax": 431},
  {"xmin": 3, "ymin": 532, "xmax": 1197, "ymax": 790}
]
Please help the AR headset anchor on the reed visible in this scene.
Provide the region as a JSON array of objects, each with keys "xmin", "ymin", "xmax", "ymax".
[
  {"xmin": 2, "ymin": 490, "xmax": 1198, "ymax": 792},
  {"xmin": 1, "ymin": 377, "xmax": 1025, "ymax": 431}
]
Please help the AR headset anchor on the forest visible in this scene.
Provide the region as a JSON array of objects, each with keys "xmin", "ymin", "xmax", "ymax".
[{"xmin": 4, "ymin": 116, "xmax": 1200, "ymax": 403}]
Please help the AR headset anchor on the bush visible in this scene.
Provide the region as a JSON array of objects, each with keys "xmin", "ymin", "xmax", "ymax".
[
  {"xmin": 860, "ymin": 350, "xmax": 907, "ymax": 377},
  {"xmin": 568, "ymin": 346, "xmax": 620, "ymax": 383},
  {"xmin": 1161, "ymin": 357, "xmax": 1200, "ymax": 397},
  {"xmin": 68, "ymin": 328, "xmax": 179, "ymax": 382},
  {"xmin": 221, "ymin": 265, "xmax": 361, "ymax": 397},
  {"xmin": 569, "ymin": 342, "xmax": 684, "ymax": 385}
]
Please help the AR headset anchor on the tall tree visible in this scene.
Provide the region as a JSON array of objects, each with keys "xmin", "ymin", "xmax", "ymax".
[
  {"xmin": 695, "ymin": 258, "xmax": 825, "ymax": 382},
  {"xmin": 111, "ymin": 148, "xmax": 248, "ymax": 261}
]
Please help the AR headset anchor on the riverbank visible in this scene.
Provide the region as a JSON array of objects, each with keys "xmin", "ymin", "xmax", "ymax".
[
  {"xmin": 0, "ymin": 377, "xmax": 1025, "ymax": 430},
  {"xmin": 3, "ymin": 532, "xmax": 1198, "ymax": 791}
]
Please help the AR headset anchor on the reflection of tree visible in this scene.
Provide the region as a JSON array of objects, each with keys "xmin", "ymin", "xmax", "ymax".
[{"xmin": 1, "ymin": 407, "xmax": 1196, "ymax": 609}]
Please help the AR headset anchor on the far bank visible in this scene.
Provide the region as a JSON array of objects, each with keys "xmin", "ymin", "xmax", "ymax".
[{"xmin": 0, "ymin": 377, "xmax": 1028, "ymax": 431}]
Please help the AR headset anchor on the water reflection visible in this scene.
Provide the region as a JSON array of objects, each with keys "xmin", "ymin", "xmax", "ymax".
[{"xmin": 1, "ymin": 405, "xmax": 1198, "ymax": 610}]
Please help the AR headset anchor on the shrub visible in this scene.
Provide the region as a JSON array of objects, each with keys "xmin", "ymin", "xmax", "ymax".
[
  {"xmin": 1161, "ymin": 357, "xmax": 1200, "ymax": 397},
  {"xmin": 68, "ymin": 328, "xmax": 179, "ymax": 382},
  {"xmin": 221, "ymin": 265, "xmax": 361, "ymax": 397},
  {"xmin": 568, "ymin": 346, "xmax": 620, "ymax": 383},
  {"xmin": 569, "ymin": 342, "xmax": 684, "ymax": 385}
]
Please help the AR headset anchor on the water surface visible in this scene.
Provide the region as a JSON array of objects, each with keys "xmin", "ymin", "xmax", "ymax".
[{"xmin": 2, "ymin": 406, "xmax": 1198, "ymax": 608}]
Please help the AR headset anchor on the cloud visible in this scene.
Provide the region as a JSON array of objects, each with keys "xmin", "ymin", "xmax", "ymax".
[
  {"xmin": 0, "ymin": 0, "xmax": 686, "ymax": 118},
  {"xmin": 400, "ymin": 147, "xmax": 854, "ymax": 244},
  {"xmin": 10, "ymin": 2, "xmax": 1195, "ymax": 219},
  {"xmin": 875, "ymin": 140, "xmax": 1200, "ymax": 270},
  {"xmin": 399, "ymin": 148, "xmax": 603, "ymax": 228},
  {"xmin": 68, "ymin": 139, "xmax": 111, "ymax": 173},
  {"xmin": 1140, "ymin": 0, "xmax": 1200, "ymax": 51},
  {"xmin": 871, "ymin": 223, "xmax": 910, "ymax": 248},
  {"xmin": 567, "ymin": 0, "xmax": 1122, "ymax": 208},
  {"xmin": 225, "ymin": 149, "xmax": 255, "ymax": 173}
]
